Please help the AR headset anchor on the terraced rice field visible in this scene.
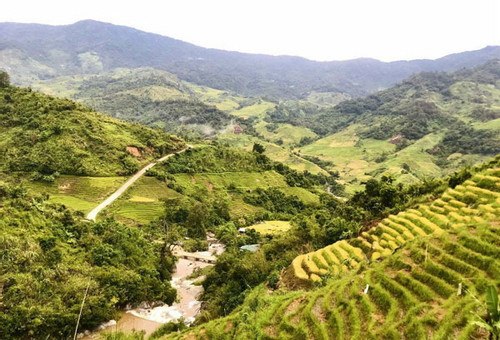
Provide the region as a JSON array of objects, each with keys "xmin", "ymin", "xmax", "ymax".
[
  {"xmin": 162, "ymin": 166, "xmax": 500, "ymax": 339},
  {"xmin": 26, "ymin": 175, "xmax": 126, "ymax": 214},
  {"xmin": 292, "ymin": 168, "xmax": 500, "ymax": 282},
  {"xmin": 248, "ymin": 221, "xmax": 292, "ymax": 235}
]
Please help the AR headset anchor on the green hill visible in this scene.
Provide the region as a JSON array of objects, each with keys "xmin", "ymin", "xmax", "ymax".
[
  {"xmin": 0, "ymin": 81, "xmax": 185, "ymax": 176},
  {"xmin": 29, "ymin": 68, "xmax": 238, "ymax": 138},
  {"xmin": 29, "ymin": 68, "xmax": 327, "ymax": 175},
  {"xmin": 161, "ymin": 157, "xmax": 500, "ymax": 339},
  {"xmin": 17, "ymin": 142, "xmax": 331, "ymax": 226},
  {"xmin": 29, "ymin": 61, "xmax": 500, "ymax": 192},
  {"xmin": 285, "ymin": 60, "xmax": 500, "ymax": 190},
  {"xmin": 103, "ymin": 144, "xmax": 331, "ymax": 225}
]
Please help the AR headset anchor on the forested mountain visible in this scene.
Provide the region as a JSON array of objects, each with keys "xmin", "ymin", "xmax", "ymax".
[
  {"xmin": 288, "ymin": 59, "xmax": 500, "ymax": 139},
  {"xmin": 0, "ymin": 77, "xmax": 185, "ymax": 176},
  {"xmin": 1, "ymin": 20, "xmax": 499, "ymax": 99},
  {"xmin": 27, "ymin": 60, "xmax": 499, "ymax": 191}
]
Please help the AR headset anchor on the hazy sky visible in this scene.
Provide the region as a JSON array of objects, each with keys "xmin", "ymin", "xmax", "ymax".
[{"xmin": 2, "ymin": 0, "xmax": 499, "ymax": 61}]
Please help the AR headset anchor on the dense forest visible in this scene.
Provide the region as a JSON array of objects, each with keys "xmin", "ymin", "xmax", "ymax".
[{"xmin": 0, "ymin": 182, "xmax": 178, "ymax": 339}]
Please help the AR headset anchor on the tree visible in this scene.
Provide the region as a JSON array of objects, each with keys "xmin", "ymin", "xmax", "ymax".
[
  {"xmin": 185, "ymin": 203, "xmax": 208, "ymax": 238},
  {"xmin": 0, "ymin": 71, "xmax": 9, "ymax": 88},
  {"xmin": 159, "ymin": 219, "xmax": 184, "ymax": 253},
  {"xmin": 252, "ymin": 142, "xmax": 266, "ymax": 154},
  {"xmin": 215, "ymin": 222, "xmax": 238, "ymax": 246}
]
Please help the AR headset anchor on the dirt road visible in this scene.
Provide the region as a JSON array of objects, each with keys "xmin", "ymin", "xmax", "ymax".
[{"xmin": 86, "ymin": 146, "xmax": 190, "ymax": 221}]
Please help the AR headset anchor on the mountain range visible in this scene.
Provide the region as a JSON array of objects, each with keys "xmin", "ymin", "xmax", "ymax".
[{"xmin": 1, "ymin": 20, "xmax": 499, "ymax": 99}]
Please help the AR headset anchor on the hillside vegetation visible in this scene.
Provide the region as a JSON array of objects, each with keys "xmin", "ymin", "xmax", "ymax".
[
  {"xmin": 161, "ymin": 156, "xmax": 500, "ymax": 339},
  {"xmin": 30, "ymin": 68, "xmax": 245, "ymax": 137},
  {"xmin": 125, "ymin": 145, "xmax": 333, "ymax": 225},
  {"xmin": 0, "ymin": 83, "xmax": 185, "ymax": 176},
  {"xmin": 30, "ymin": 60, "xmax": 500, "ymax": 192},
  {"xmin": 288, "ymin": 61, "xmax": 500, "ymax": 189},
  {"xmin": 28, "ymin": 68, "xmax": 327, "ymax": 176},
  {"xmin": 0, "ymin": 183, "xmax": 178, "ymax": 339},
  {"xmin": 17, "ymin": 144, "xmax": 329, "ymax": 226}
]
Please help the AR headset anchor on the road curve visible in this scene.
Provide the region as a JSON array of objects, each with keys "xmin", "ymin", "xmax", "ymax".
[{"xmin": 86, "ymin": 146, "xmax": 191, "ymax": 221}]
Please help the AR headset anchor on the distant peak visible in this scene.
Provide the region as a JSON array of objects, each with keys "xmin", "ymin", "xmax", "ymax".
[{"xmin": 72, "ymin": 19, "xmax": 112, "ymax": 27}]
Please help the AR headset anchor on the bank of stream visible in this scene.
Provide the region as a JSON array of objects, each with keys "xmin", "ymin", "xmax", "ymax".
[{"xmin": 82, "ymin": 244, "xmax": 223, "ymax": 339}]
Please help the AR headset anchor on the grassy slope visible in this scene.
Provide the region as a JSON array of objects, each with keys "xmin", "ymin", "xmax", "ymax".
[
  {"xmin": 22, "ymin": 144, "xmax": 321, "ymax": 225},
  {"xmin": 105, "ymin": 176, "xmax": 184, "ymax": 224},
  {"xmin": 0, "ymin": 85, "xmax": 185, "ymax": 176},
  {"xmin": 105, "ymin": 170, "xmax": 319, "ymax": 225},
  {"xmin": 255, "ymin": 121, "xmax": 318, "ymax": 147},
  {"xmin": 226, "ymin": 100, "xmax": 326, "ymax": 173},
  {"xmin": 299, "ymin": 124, "xmax": 395, "ymax": 192},
  {"xmin": 230, "ymin": 101, "xmax": 275, "ymax": 119},
  {"xmin": 185, "ymin": 83, "xmax": 245, "ymax": 112},
  {"xmin": 25, "ymin": 175, "xmax": 127, "ymax": 214},
  {"xmin": 31, "ymin": 69, "xmax": 328, "ymax": 175},
  {"xmin": 217, "ymin": 129, "xmax": 327, "ymax": 175},
  {"xmin": 163, "ymin": 158, "xmax": 500, "ymax": 339},
  {"xmin": 297, "ymin": 64, "xmax": 500, "ymax": 192}
]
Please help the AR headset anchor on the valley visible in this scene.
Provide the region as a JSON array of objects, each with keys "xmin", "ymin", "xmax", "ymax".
[
  {"xmin": 20, "ymin": 60, "xmax": 500, "ymax": 194},
  {"xmin": 0, "ymin": 17, "xmax": 499, "ymax": 340}
]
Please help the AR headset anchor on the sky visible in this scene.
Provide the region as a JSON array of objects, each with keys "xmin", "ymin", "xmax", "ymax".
[{"xmin": 1, "ymin": 0, "xmax": 499, "ymax": 62}]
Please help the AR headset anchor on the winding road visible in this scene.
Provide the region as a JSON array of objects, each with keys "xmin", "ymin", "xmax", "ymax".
[{"xmin": 86, "ymin": 146, "xmax": 191, "ymax": 221}]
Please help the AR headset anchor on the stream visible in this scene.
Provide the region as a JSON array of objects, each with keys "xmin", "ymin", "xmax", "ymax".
[{"xmin": 81, "ymin": 244, "xmax": 223, "ymax": 339}]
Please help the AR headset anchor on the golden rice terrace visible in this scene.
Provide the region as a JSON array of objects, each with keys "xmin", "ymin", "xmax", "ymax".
[{"xmin": 163, "ymin": 164, "xmax": 500, "ymax": 339}]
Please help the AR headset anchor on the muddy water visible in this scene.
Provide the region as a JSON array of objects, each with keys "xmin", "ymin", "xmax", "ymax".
[
  {"xmin": 130, "ymin": 258, "xmax": 211, "ymax": 324},
  {"xmin": 82, "ymin": 257, "xmax": 212, "ymax": 339},
  {"xmin": 98, "ymin": 313, "xmax": 163, "ymax": 337}
]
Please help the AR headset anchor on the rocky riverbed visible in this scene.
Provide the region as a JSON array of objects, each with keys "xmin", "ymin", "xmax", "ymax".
[{"xmin": 81, "ymin": 244, "xmax": 224, "ymax": 339}]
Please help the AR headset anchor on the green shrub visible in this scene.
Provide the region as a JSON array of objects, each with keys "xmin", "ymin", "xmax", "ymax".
[
  {"xmin": 149, "ymin": 319, "xmax": 187, "ymax": 339},
  {"xmin": 182, "ymin": 239, "xmax": 209, "ymax": 252}
]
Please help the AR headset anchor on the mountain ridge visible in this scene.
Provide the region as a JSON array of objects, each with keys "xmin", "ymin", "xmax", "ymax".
[{"xmin": 1, "ymin": 20, "xmax": 499, "ymax": 99}]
